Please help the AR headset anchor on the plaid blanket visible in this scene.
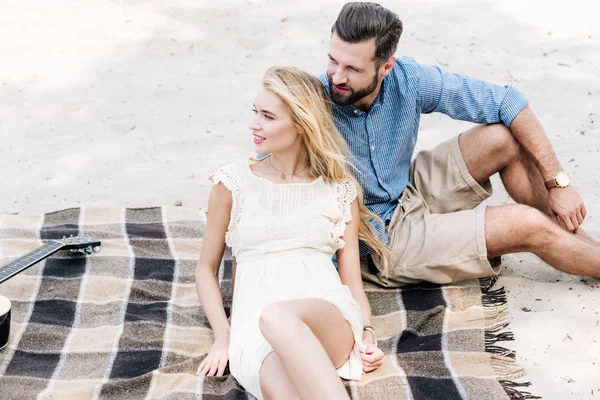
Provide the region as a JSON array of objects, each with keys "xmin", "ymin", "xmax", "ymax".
[{"xmin": 0, "ymin": 207, "xmax": 538, "ymax": 399}]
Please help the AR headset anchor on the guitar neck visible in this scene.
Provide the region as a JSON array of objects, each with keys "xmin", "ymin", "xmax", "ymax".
[{"xmin": 0, "ymin": 241, "xmax": 64, "ymax": 284}]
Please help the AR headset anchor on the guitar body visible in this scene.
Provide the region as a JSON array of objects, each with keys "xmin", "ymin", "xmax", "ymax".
[{"xmin": 0, "ymin": 295, "xmax": 10, "ymax": 350}]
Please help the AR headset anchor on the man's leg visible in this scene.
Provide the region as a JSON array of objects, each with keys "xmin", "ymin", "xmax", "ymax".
[
  {"xmin": 459, "ymin": 123, "xmax": 598, "ymax": 243},
  {"xmin": 486, "ymin": 204, "xmax": 600, "ymax": 277},
  {"xmin": 459, "ymin": 124, "xmax": 550, "ymax": 213},
  {"xmin": 379, "ymin": 131, "xmax": 599, "ymax": 287}
]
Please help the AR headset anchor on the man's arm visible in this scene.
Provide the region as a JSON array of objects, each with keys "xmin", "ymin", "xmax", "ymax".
[
  {"xmin": 415, "ymin": 61, "xmax": 528, "ymax": 127},
  {"xmin": 415, "ymin": 60, "xmax": 586, "ymax": 231},
  {"xmin": 508, "ymin": 106, "xmax": 586, "ymax": 232}
]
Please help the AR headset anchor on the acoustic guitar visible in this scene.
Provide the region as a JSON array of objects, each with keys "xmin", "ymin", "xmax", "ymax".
[{"xmin": 0, "ymin": 235, "xmax": 101, "ymax": 350}]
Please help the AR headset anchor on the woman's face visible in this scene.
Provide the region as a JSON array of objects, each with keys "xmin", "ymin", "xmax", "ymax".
[{"xmin": 250, "ymin": 88, "xmax": 302, "ymax": 154}]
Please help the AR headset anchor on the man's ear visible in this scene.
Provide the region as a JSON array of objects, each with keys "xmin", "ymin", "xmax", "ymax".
[{"xmin": 382, "ymin": 57, "xmax": 396, "ymax": 77}]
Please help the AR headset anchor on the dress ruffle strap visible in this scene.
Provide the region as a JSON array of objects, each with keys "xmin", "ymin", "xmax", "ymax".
[
  {"xmin": 330, "ymin": 180, "xmax": 358, "ymax": 252},
  {"xmin": 210, "ymin": 163, "xmax": 244, "ymax": 253}
]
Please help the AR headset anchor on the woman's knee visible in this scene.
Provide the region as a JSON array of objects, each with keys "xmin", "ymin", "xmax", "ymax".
[{"xmin": 259, "ymin": 302, "xmax": 300, "ymax": 340}]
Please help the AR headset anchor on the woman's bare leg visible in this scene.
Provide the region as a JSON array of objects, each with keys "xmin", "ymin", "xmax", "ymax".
[
  {"xmin": 258, "ymin": 298, "xmax": 354, "ymax": 400},
  {"xmin": 260, "ymin": 352, "xmax": 301, "ymax": 400}
]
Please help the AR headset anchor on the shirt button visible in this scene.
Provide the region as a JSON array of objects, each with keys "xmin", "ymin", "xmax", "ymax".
[
  {"xmin": 353, "ymin": 109, "xmax": 359, "ymax": 115},
  {"xmin": 371, "ymin": 145, "xmax": 375, "ymax": 151}
]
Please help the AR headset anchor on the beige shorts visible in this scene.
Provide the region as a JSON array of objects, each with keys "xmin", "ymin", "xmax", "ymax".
[{"xmin": 362, "ymin": 135, "xmax": 501, "ymax": 287}]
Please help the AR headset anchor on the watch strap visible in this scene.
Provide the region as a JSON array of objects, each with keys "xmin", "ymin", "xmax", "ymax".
[{"xmin": 544, "ymin": 178, "xmax": 558, "ymax": 189}]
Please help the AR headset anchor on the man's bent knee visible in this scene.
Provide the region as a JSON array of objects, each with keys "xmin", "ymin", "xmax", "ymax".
[
  {"xmin": 514, "ymin": 205, "xmax": 558, "ymax": 248},
  {"xmin": 487, "ymin": 204, "xmax": 557, "ymax": 256},
  {"xmin": 459, "ymin": 124, "xmax": 521, "ymax": 182},
  {"xmin": 484, "ymin": 124, "xmax": 520, "ymax": 160}
]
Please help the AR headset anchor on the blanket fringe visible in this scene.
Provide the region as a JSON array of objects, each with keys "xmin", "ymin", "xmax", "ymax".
[
  {"xmin": 499, "ymin": 380, "xmax": 542, "ymax": 399},
  {"xmin": 486, "ymin": 326, "xmax": 516, "ymax": 359},
  {"xmin": 479, "ymin": 277, "xmax": 541, "ymax": 399},
  {"xmin": 490, "ymin": 354, "xmax": 525, "ymax": 381},
  {"xmin": 486, "ymin": 345, "xmax": 516, "ymax": 359},
  {"xmin": 483, "ymin": 306, "xmax": 510, "ymax": 328},
  {"xmin": 481, "ymin": 277, "xmax": 508, "ymax": 308},
  {"xmin": 479, "ymin": 275, "xmax": 499, "ymax": 293}
]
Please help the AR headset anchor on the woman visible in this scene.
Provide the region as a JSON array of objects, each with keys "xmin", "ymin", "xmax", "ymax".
[{"xmin": 195, "ymin": 66, "xmax": 387, "ymax": 399}]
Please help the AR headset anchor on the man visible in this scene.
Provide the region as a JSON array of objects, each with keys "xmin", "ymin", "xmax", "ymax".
[{"xmin": 321, "ymin": 2, "xmax": 600, "ymax": 288}]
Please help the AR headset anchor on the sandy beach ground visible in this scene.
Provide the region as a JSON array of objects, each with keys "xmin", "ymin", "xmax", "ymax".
[{"xmin": 1, "ymin": 0, "xmax": 599, "ymax": 398}]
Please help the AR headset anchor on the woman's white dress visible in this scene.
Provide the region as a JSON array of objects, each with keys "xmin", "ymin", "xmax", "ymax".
[{"xmin": 211, "ymin": 159, "xmax": 364, "ymax": 399}]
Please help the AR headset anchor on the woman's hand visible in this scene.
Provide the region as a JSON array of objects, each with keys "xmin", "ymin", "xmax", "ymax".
[
  {"xmin": 360, "ymin": 331, "xmax": 384, "ymax": 373},
  {"xmin": 196, "ymin": 336, "xmax": 230, "ymax": 377}
]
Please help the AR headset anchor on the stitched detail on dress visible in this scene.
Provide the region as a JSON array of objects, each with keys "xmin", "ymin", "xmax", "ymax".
[
  {"xmin": 304, "ymin": 186, "xmax": 314, "ymax": 248},
  {"xmin": 265, "ymin": 185, "xmax": 274, "ymax": 244},
  {"xmin": 330, "ymin": 180, "xmax": 358, "ymax": 252},
  {"xmin": 211, "ymin": 164, "xmax": 243, "ymax": 255},
  {"xmin": 265, "ymin": 185, "xmax": 313, "ymax": 249}
]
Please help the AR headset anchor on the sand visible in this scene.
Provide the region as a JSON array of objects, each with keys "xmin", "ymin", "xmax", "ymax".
[{"xmin": 1, "ymin": 0, "xmax": 599, "ymax": 398}]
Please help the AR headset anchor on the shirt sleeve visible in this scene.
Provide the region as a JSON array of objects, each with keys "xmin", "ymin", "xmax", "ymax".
[{"xmin": 416, "ymin": 62, "xmax": 529, "ymax": 127}]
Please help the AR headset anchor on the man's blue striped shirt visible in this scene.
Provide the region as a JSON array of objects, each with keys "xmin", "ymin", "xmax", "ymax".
[{"xmin": 319, "ymin": 57, "xmax": 529, "ymax": 255}]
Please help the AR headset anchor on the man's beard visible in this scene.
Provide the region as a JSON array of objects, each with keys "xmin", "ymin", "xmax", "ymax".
[{"xmin": 328, "ymin": 71, "xmax": 379, "ymax": 107}]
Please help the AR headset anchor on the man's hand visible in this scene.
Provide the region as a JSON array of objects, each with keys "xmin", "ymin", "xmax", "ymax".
[
  {"xmin": 548, "ymin": 186, "xmax": 586, "ymax": 232},
  {"xmin": 196, "ymin": 336, "xmax": 230, "ymax": 377},
  {"xmin": 360, "ymin": 331, "xmax": 384, "ymax": 373}
]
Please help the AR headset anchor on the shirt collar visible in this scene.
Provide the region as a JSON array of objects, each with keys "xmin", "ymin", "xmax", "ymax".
[{"xmin": 373, "ymin": 76, "xmax": 386, "ymax": 105}]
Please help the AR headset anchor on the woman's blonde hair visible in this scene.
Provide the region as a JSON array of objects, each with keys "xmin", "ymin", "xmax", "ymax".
[{"xmin": 262, "ymin": 66, "xmax": 389, "ymax": 272}]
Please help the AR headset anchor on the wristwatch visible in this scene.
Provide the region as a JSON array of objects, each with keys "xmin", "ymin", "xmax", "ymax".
[{"xmin": 545, "ymin": 171, "xmax": 570, "ymax": 189}]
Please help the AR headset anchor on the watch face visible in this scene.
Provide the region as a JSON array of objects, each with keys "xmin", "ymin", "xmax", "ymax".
[{"xmin": 556, "ymin": 172, "xmax": 570, "ymax": 187}]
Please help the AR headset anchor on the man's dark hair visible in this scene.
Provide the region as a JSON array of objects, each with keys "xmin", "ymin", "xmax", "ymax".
[{"xmin": 332, "ymin": 2, "xmax": 403, "ymax": 65}]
